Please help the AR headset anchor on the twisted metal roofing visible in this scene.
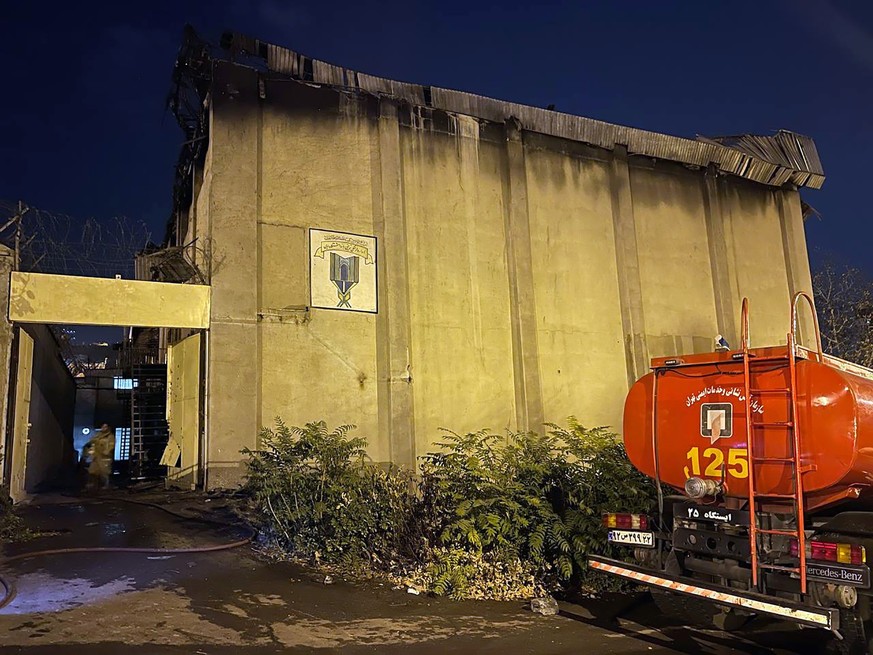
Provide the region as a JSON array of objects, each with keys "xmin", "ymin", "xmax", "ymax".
[{"xmin": 227, "ymin": 33, "xmax": 825, "ymax": 190}]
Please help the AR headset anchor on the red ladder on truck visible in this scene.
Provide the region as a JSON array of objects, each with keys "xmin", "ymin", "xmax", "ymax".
[{"xmin": 740, "ymin": 292, "xmax": 822, "ymax": 594}]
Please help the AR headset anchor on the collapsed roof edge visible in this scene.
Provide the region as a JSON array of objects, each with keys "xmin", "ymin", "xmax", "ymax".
[{"xmin": 220, "ymin": 31, "xmax": 824, "ymax": 191}]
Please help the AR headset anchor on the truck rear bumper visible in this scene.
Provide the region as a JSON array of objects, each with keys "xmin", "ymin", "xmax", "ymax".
[{"xmin": 588, "ymin": 555, "xmax": 838, "ymax": 630}]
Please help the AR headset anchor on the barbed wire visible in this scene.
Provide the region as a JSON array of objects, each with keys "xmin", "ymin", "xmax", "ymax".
[{"xmin": 0, "ymin": 200, "xmax": 157, "ymax": 279}]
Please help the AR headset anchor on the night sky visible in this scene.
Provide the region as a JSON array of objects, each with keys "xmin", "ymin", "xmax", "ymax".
[{"xmin": 2, "ymin": 0, "xmax": 872, "ymax": 277}]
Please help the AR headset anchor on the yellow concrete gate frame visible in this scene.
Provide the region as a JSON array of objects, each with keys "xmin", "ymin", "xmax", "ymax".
[{"xmin": 6, "ymin": 272, "xmax": 211, "ymax": 501}]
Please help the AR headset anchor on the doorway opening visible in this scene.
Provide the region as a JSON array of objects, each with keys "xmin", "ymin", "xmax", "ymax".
[
  {"xmin": 0, "ymin": 206, "xmax": 211, "ymax": 503},
  {"xmin": 67, "ymin": 324, "xmax": 172, "ymax": 484},
  {"xmin": 4, "ymin": 272, "xmax": 210, "ymax": 502},
  {"xmin": 5, "ymin": 318, "xmax": 204, "ymax": 501}
]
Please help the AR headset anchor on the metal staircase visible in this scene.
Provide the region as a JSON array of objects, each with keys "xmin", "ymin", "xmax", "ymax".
[
  {"xmin": 741, "ymin": 292, "xmax": 822, "ymax": 594},
  {"xmin": 130, "ymin": 362, "xmax": 169, "ymax": 480}
]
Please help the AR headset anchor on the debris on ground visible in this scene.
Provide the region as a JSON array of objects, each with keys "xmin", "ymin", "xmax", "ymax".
[
  {"xmin": 386, "ymin": 550, "xmax": 546, "ymax": 601},
  {"xmin": 323, "ymin": 575, "xmax": 334, "ymax": 585},
  {"xmin": 406, "ymin": 587, "xmax": 420, "ymax": 595},
  {"xmin": 530, "ymin": 596, "xmax": 559, "ymax": 616}
]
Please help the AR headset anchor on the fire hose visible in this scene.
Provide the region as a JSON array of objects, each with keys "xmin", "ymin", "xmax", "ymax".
[{"xmin": 0, "ymin": 497, "xmax": 256, "ymax": 611}]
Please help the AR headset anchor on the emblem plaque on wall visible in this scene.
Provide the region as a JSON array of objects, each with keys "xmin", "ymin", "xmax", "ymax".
[{"xmin": 309, "ymin": 229, "xmax": 377, "ymax": 313}]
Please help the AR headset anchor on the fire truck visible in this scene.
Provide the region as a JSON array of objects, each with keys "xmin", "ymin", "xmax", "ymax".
[{"xmin": 590, "ymin": 293, "xmax": 873, "ymax": 651}]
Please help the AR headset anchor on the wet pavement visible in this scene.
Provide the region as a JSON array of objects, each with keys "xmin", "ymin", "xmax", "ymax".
[{"xmin": 0, "ymin": 493, "xmax": 835, "ymax": 654}]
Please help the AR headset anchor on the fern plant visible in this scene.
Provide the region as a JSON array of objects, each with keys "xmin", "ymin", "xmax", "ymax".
[
  {"xmin": 549, "ymin": 418, "xmax": 662, "ymax": 591},
  {"xmin": 243, "ymin": 418, "xmax": 660, "ymax": 597},
  {"xmin": 243, "ymin": 420, "xmax": 416, "ymax": 564},
  {"xmin": 419, "ymin": 421, "xmax": 660, "ymax": 593},
  {"xmin": 420, "ymin": 429, "xmax": 574, "ymax": 585}
]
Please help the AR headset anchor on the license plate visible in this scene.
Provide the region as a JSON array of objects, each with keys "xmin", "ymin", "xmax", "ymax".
[{"xmin": 608, "ymin": 530, "xmax": 654, "ymax": 547}]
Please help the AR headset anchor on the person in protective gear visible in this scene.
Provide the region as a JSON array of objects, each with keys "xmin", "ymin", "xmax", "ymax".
[{"xmin": 82, "ymin": 424, "xmax": 115, "ymax": 491}]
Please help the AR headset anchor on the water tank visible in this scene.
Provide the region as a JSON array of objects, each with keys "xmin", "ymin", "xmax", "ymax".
[{"xmin": 623, "ymin": 347, "xmax": 873, "ymax": 509}]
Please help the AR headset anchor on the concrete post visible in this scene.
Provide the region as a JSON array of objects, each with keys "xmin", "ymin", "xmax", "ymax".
[
  {"xmin": 204, "ymin": 62, "xmax": 261, "ymax": 488},
  {"xmin": 609, "ymin": 146, "xmax": 649, "ymax": 388},
  {"xmin": 0, "ymin": 246, "xmax": 15, "ymax": 485},
  {"xmin": 777, "ymin": 187, "xmax": 816, "ymax": 347},
  {"xmin": 702, "ymin": 167, "xmax": 740, "ymax": 346},
  {"xmin": 502, "ymin": 118, "xmax": 544, "ymax": 434},
  {"xmin": 372, "ymin": 99, "xmax": 416, "ymax": 468}
]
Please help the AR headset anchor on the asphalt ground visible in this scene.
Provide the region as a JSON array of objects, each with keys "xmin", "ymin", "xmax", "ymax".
[{"xmin": 0, "ymin": 493, "xmax": 836, "ymax": 654}]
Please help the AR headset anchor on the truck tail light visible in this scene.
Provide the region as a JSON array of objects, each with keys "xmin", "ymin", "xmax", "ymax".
[
  {"xmin": 790, "ymin": 539, "xmax": 865, "ymax": 565},
  {"xmin": 602, "ymin": 513, "xmax": 649, "ymax": 530}
]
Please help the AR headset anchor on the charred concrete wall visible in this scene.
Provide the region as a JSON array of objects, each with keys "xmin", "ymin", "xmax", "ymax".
[{"xmin": 190, "ymin": 61, "xmax": 813, "ymax": 487}]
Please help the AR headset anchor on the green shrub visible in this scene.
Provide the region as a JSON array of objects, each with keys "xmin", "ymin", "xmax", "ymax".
[
  {"xmin": 420, "ymin": 420, "xmax": 660, "ymax": 593},
  {"xmin": 419, "ymin": 429, "xmax": 575, "ymax": 584},
  {"xmin": 553, "ymin": 419, "xmax": 663, "ymax": 591},
  {"xmin": 0, "ymin": 486, "xmax": 30, "ymax": 544},
  {"xmin": 243, "ymin": 418, "xmax": 661, "ymax": 597},
  {"xmin": 242, "ymin": 420, "xmax": 416, "ymax": 566}
]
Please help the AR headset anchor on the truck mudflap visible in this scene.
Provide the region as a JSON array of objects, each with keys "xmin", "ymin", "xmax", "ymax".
[{"xmin": 588, "ymin": 555, "xmax": 839, "ymax": 630}]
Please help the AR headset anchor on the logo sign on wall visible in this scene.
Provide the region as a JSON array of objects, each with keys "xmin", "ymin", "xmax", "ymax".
[{"xmin": 309, "ymin": 229, "xmax": 377, "ymax": 313}]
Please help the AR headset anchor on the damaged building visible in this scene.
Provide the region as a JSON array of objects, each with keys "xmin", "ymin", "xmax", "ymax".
[{"xmin": 161, "ymin": 28, "xmax": 822, "ymax": 488}]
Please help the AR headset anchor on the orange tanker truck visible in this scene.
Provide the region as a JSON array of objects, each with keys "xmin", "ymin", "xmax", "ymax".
[{"xmin": 589, "ymin": 293, "xmax": 873, "ymax": 650}]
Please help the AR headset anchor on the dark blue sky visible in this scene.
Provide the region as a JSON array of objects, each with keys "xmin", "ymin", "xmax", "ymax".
[{"xmin": 2, "ymin": 0, "xmax": 872, "ymax": 271}]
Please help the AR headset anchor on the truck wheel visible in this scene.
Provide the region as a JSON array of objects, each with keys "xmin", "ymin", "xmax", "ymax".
[
  {"xmin": 825, "ymin": 608, "xmax": 869, "ymax": 655},
  {"xmin": 815, "ymin": 533, "xmax": 873, "ymax": 655}
]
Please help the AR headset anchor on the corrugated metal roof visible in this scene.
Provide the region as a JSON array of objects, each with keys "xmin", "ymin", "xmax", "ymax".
[{"xmin": 228, "ymin": 34, "xmax": 824, "ymax": 190}]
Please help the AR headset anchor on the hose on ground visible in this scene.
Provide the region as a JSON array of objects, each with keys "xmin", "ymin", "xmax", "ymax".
[
  {"xmin": 0, "ymin": 497, "xmax": 256, "ymax": 611},
  {"xmin": 0, "ymin": 574, "xmax": 13, "ymax": 611}
]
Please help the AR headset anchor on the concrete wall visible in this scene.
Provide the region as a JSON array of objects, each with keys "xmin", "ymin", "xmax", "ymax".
[
  {"xmin": 22, "ymin": 324, "xmax": 76, "ymax": 492},
  {"xmin": 193, "ymin": 62, "xmax": 814, "ymax": 486},
  {"xmin": 9, "ymin": 272, "xmax": 210, "ymax": 329},
  {"xmin": 0, "ymin": 246, "xmax": 16, "ymax": 484}
]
